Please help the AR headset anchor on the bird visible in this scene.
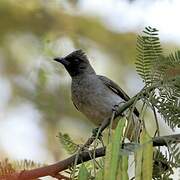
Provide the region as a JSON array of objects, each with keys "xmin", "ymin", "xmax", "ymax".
[
  {"xmin": 54, "ymin": 49, "xmax": 139, "ymax": 137},
  {"xmin": 54, "ymin": 50, "xmax": 170, "ymax": 173}
]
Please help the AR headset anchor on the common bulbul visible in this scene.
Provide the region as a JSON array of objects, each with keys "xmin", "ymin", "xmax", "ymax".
[{"xmin": 54, "ymin": 49, "xmax": 139, "ymax": 131}]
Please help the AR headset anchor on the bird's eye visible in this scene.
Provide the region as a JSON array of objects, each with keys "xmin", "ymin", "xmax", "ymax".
[{"xmin": 74, "ymin": 58, "xmax": 80, "ymax": 63}]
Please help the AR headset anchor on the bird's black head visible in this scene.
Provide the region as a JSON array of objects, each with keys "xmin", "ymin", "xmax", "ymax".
[{"xmin": 54, "ymin": 49, "xmax": 95, "ymax": 77}]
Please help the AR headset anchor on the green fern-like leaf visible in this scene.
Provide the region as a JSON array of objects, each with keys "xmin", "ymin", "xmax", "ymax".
[
  {"xmin": 136, "ymin": 27, "xmax": 180, "ymax": 129},
  {"xmin": 168, "ymin": 142, "xmax": 180, "ymax": 167},
  {"xmin": 151, "ymin": 89, "xmax": 180, "ymax": 129},
  {"xmin": 58, "ymin": 132, "xmax": 78, "ymax": 154},
  {"xmin": 153, "ymin": 151, "xmax": 174, "ymax": 180},
  {"xmin": 152, "ymin": 134, "xmax": 180, "ymax": 179},
  {"xmin": 136, "ymin": 26, "xmax": 162, "ymax": 85},
  {"xmin": 150, "ymin": 52, "xmax": 180, "ymax": 129}
]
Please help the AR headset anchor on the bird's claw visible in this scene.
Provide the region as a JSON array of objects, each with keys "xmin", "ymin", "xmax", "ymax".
[
  {"xmin": 112, "ymin": 104, "xmax": 119, "ymax": 113},
  {"xmin": 112, "ymin": 101, "xmax": 126, "ymax": 115}
]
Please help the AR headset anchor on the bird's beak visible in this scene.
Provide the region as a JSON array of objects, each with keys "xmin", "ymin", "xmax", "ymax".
[{"xmin": 53, "ymin": 57, "xmax": 70, "ymax": 66}]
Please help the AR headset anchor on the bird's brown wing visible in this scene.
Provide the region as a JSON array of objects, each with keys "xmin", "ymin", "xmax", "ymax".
[{"xmin": 98, "ymin": 75, "xmax": 139, "ymax": 117}]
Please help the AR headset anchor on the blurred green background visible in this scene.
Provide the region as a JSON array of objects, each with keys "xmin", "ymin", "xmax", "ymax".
[{"xmin": 0, "ymin": 0, "xmax": 179, "ymax": 165}]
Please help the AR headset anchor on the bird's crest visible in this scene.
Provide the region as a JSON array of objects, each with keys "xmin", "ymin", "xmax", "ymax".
[{"xmin": 65, "ymin": 49, "xmax": 88, "ymax": 61}]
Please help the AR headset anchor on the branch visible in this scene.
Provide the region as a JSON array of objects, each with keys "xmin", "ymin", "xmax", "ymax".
[
  {"xmin": 5, "ymin": 148, "xmax": 105, "ymax": 180},
  {"xmin": 152, "ymin": 133, "xmax": 180, "ymax": 146},
  {"xmin": 6, "ymin": 133, "xmax": 180, "ymax": 180}
]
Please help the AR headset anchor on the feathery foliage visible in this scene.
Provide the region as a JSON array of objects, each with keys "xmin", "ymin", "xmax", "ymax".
[
  {"xmin": 151, "ymin": 59, "xmax": 180, "ymax": 129},
  {"xmin": 135, "ymin": 26, "xmax": 162, "ymax": 85},
  {"xmin": 136, "ymin": 26, "xmax": 180, "ymax": 129},
  {"xmin": 151, "ymin": 52, "xmax": 180, "ymax": 128},
  {"xmin": 153, "ymin": 151, "xmax": 174, "ymax": 180},
  {"xmin": 168, "ymin": 141, "xmax": 180, "ymax": 167},
  {"xmin": 58, "ymin": 132, "xmax": 78, "ymax": 154}
]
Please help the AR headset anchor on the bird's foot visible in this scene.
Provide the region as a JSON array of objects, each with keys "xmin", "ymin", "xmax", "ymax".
[
  {"xmin": 112, "ymin": 104, "xmax": 119, "ymax": 114},
  {"xmin": 112, "ymin": 102, "xmax": 126, "ymax": 116}
]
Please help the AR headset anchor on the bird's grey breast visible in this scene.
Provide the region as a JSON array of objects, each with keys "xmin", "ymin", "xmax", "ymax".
[{"xmin": 71, "ymin": 74, "xmax": 123, "ymax": 124}]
